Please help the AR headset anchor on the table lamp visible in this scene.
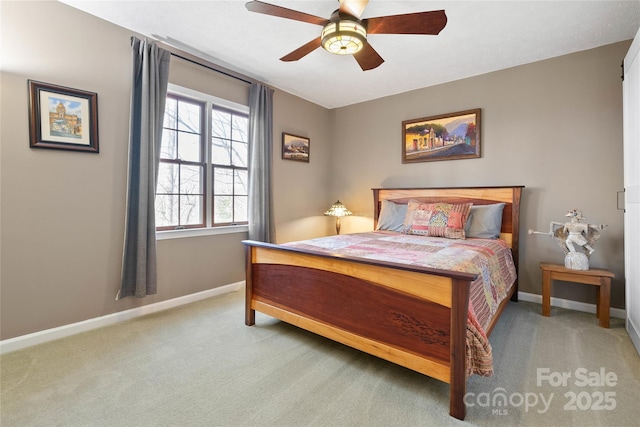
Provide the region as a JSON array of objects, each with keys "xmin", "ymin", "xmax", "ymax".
[{"xmin": 324, "ymin": 200, "xmax": 352, "ymax": 234}]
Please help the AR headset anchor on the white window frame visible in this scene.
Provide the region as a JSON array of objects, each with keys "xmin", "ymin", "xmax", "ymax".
[{"xmin": 157, "ymin": 83, "xmax": 249, "ymax": 240}]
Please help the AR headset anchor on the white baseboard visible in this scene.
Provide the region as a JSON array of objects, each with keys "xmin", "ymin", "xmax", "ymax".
[
  {"xmin": 0, "ymin": 281, "xmax": 245, "ymax": 355},
  {"xmin": 518, "ymin": 291, "xmax": 626, "ymax": 319}
]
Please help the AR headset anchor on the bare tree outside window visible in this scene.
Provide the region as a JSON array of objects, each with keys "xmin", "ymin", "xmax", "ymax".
[
  {"xmin": 155, "ymin": 91, "xmax": 248, "ymax": 231},
  {"xmin": 211, "ymin": 107, "xmax": 248, "ymax": 226},
  {"xmin": 156, "ymin": 95, "xmax": 205, "ymax": 230}
]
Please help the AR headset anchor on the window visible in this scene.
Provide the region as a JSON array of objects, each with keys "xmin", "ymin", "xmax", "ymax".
[
  {"xmin": 156, "ymin": 95, "xmax": 205, "ymax": 229},
  {"xmin": 156, "ymin": 86, "xmax": 249, "ymax": 232},
  {"xmin": 211, "ymin": 107, "xmax": 248, "ymax": 225}
]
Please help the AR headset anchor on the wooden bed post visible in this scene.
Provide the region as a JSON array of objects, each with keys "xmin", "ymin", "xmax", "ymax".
[
  {"xmin": 372, "ymin": 188, "xmax": 381, "ymax": 230},
  {"xmin": 509, "ymin": 187, "xmax": 523, "ymax": 302},
  {"xmin": 450, "ymin": 278, "xmax": 471, "ymax": 420},
  {"xmin": 245, "ymin": 245, "xmax": 255, "ymax": 326}
]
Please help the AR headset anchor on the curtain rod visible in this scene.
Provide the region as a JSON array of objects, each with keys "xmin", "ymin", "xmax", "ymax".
[
  {"xmin": 169, "ymin": 52, "xmax": 253, "ymax": 86},
  {"xmin": 154, "ymin": 39, "xmax": 263, "ymax": 87}
]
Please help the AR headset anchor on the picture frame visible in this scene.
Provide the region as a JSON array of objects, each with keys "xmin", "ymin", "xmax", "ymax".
[
  {"xmin": 28, "ymin": 80, "xmax": 99, "ymax": 153},
  {"xmin": 402, "ymin": 108, "xmax": 480, "ymax": 163},
  {"xmin": 282, "ymin": 132, "xmax": 310, "ymax": 162}
]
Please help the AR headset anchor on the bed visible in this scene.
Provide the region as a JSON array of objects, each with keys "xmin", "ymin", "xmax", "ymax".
[{"xmin": 243, "ymin": 186, "xmax": 523, "ymax": 420}]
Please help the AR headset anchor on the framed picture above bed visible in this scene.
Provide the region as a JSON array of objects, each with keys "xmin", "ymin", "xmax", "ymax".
[
  {"xmin": 402, "ymin": 108, "xmax": 480, "ymax": 163},
  {"xmin": 282, "ymin": 132, "xmax": 309, "ymax": 162}
]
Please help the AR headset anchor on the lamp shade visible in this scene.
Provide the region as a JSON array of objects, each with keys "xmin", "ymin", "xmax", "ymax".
[
  {"xmin": 321, "ymin": 20, "xmax": 366, "ymax": 55},
  {"xmin": 324, "ymin": 200, "xmax": 353, "ymax": 217}
]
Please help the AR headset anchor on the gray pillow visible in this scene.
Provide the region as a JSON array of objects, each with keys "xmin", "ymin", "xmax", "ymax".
[
  {"xmin": 465, "ymin": 203, "xmax": 505, "ymax": 239},
  {"xmin": 376, "ymin": 200, "xmax": 407, "ymax": 232}
]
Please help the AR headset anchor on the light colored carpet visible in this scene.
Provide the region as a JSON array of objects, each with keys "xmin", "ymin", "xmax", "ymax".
[{"xmin": 1, "ymin": 289, "xmax": 638, "ymax": 426}]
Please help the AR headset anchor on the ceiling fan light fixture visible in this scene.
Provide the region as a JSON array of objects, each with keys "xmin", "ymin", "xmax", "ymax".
[{"xmin": 321, "ymin": 19, "xmax": 367, "ymax": 55}]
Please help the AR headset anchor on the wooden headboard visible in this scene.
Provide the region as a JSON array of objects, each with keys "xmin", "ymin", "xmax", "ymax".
[{"xmin": 373, "ymin": 186, "xmax": 522, "ymax": 246}]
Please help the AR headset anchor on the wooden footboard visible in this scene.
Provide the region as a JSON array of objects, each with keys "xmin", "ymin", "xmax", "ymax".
[{"xmin": 244, "ymin": 241, "xmax": 477, "ymax": 420}]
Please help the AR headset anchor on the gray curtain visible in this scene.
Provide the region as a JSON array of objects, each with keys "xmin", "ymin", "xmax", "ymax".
[
  {"xmin": 247, "ymin": 83, "xmax": 274, "ymax": 242},
  {"xmin": 118, "ymin": 37, "xmax": 171, "ymax": 299}
]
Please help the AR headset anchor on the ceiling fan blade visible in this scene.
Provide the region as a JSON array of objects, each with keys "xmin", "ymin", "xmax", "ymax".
[
  {"xmin": 246, "ymin": 1, "xmax": 329, "ymax": 26},
  {"xmin": 339, "ymin": 0, "xmax": 369, "ymax": 18},
  {"xmin": 280, "ymin": 37, "xmax": 322, "ymax": 62},
  {"xmin": 365, "ymin": 10, "xmax": 447, "ymax": 35},
  {"xmin": 353, "ymin": 43, "xmax": 384, "ymax": 71}
]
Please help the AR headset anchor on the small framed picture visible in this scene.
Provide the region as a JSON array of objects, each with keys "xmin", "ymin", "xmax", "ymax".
[
  {"xmin": 28, "ymin": 80, "xmax": 99, "ymax": 153},
  {"xmin": 282, "ymin": 132, "xmax": 309, "ymax": 162},
  {"xmin": 402, "ymin": 108, "xmax": 480, "ymax": 163}
]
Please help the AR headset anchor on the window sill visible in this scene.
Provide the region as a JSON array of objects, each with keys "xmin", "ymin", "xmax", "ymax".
[{"xmin": 157, "ymin": 225, "xmax": 248, "ymax": 240}]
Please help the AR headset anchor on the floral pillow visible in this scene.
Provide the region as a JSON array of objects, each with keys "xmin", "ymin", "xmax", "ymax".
[{"xmin": 402, "ymin": 200, "xmax": 472, "ymax": 239}]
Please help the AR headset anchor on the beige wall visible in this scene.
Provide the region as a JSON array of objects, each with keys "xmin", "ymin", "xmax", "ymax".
[
  {"xmin": 0, "ymin": 1, "xmax": 332, "ymax": 340},
  {"xmin": 331, "ymin": 41, "xmax": 630, "ymax": 309},
  {"xmin": 273, "ymin": 89, "xmax": 336, "ymax": 242},
  {"xmin": 0, "ymin": 1, "xmax": 630, "ymax": 341}
]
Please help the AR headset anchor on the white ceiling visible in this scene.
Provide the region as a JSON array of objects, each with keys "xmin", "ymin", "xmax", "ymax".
[{"xmin": 60, "ymin": 0, "xmax": 640, "ymax": 109}]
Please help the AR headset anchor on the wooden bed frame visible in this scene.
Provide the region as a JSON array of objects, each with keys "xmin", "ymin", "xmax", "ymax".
[{"xmin": 243, "ymin": 186, "xmax": 523, "ymax": 420}]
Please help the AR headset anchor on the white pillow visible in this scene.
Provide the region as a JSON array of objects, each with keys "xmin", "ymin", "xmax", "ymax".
[{"xmin": 376, "ymin": 200, "xmax": 407, "ymax": 232}]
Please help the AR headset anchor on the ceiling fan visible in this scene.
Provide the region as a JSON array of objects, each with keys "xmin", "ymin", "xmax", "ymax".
[{"xmin": 245, "ymin": 0, "xmax": 447, "ymax": 71}]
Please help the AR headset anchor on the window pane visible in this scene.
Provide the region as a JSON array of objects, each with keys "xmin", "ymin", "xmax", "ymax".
[
  {"xmin": 214, "ymin": 168, "xmax": 233, "ymax": 195},
  {"xmin": 157, "ymin": 163, "xmax": 179, "ymax": 195},
  {"xmin": 234, "ymin": 169, "xmax": 248, "ymax": 196},
  {"xmin": 163, "ymin": 98, "xmax": 177, "ymax": 129},
  {"xmin": 160, "ymin": 129, "xmax": 177, "ymax": 160},
  {"xmin": 178, "ymin": 101, "xmax": 201, "ymax": 133},
  {"xmin": 232, "ymin": 141, "xmax": 248, "ymax": 167},
  {"xmin": 155, "ymin": 195, "xmax": 179, "ymax": 227},
  {"xmin": 178, "ymin": 131, "xmax": 201, "ymax": 162},
  {"xmin": 180, "ymin": 165, "xmax": 203, "ymax": 195},
  {"xmin": 214, "ymin": 196, "xmax": 233, "ymax": 223},
  {"xmin": 232, "ymin": 115, "xmax": 248, "ymax": 142},
  {"xmin": 180, "ymin": 195, "xmax": 203, "ymax": 225},
  {"xmin": 211, "ymin": 137, "xmax": 231, "ymax": 165},
  {"xmin": 212, "ymin": 109, "xmax": 231, "ymax": 139},
  {"xmin": 234, "ymin": 196, "xmax": 248, "ymax": 222}
]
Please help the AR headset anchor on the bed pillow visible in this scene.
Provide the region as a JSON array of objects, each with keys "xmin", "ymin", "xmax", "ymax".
[
  {"xmin": 376, "ymin": 200, "xmax": 408, "ymax": 232},
  {"xmin": 403, "ymin": 200, "xmax": 472, "ymax": 239},
  {"xmin": 465, "ymin": 203, "xmax": 505, "ymax": 239}
]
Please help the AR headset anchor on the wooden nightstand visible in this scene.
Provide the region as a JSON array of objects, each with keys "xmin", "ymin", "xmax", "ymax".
[{"xmin": 540, "ymin": 262, "xmax": 614, "ymax": 328}]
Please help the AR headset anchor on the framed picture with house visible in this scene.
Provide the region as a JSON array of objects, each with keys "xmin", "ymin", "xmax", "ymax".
[
  {"xmin": 28, "ymin": 80, "xmax": 99, "ymax": 153},
  {"xmin": 282, "ymin": 132, "xmax": 310, "ymax": 162},
  {"xmin": 402, "ymin": 108, "xmax": 480, "ymax": 163}
]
